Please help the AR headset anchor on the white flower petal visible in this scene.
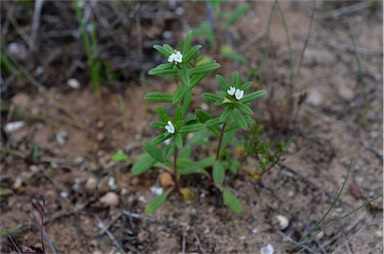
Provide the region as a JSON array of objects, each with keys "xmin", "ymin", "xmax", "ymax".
[
  {"xmin": 165, "ymin": 121, "xmax": 175, "ymax": 134},
  {"xmin": 235, "ymin": 89, "xmax": 244, "ymax": 100},
  {"xmin": 227, "ymin": 86, "xmax": 236, "ymax": 96}
]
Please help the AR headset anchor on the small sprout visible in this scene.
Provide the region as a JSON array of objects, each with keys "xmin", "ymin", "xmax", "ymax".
[
  {"xmin": 168, "ymin": 50, "xmax": 183, "ymax": 64},
  {"xmin": 235, "ymin": 89, "xmax": 244, "ymax": 100},
  {"xmin": 227, "ymin": 86, "xmax": 236, "ymax": 96},
  {"xmin": 165, "ymin": 121, "xmax": 175, "ymax": 134}
]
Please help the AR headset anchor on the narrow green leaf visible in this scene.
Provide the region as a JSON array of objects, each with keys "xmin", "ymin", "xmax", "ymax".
[
  {"xmin": 231, "ymin": 71, "xmax": 240, "ymax": 87},
  {"xmin": 240, "ymin": 81, "xmax": 253, "ymax": 91},
  {"xmin": 131, "ymin": 153, "xmax": 157, "ymax": 175},
  {"xmin": 156, "ymin": 106, "xmax": 169, "ymax": 123},
  {"xmin": 148, "ymin": 63, "xmax": 178, "ymax": 76},
  {"xmin": 222, "ymin": 51, "xmax": 247, "ymax": 63},
  {"xmin": 229, "ymin": 160, "xmax": 241, "ymax": 174},
  {"xmin": 195, "ymin": 155, "xmax": 216, "ymax": 168},
  {"xmin": 220, "ymin": 128, "xmax": 237, "ymax": 154},
  {"xmin": 153, "ymin": 45, "xmax": 173, "ymax": 58},
  {"xmin": 183, "ymin": 45, "xmax": 201, "ymax": 65},
  {"xmin": 150, "ymin": 121, "xmax": 164, "ymax": 129},
  {"xmin": 196, "ymin": 109, "xmax": 212, "ymax": 122},
  {"xmin": 175, "ymin": 105, "xmax": 184, "ymax": 122},
  {"xmin": 175, "ymin": 134, "xmax": 183, "ymax": 148},
  {"xmin": 190, "ymin": 73, "xmax": 208, "ymax": 89},
  {"xmin": 144, "ymin": 189, "xmax": 172, "ymax": 215},
  {"xmin": 162, "ymin": 143, "xmax": 176, "ymax": 161},
  {"xmin": 182, "ymin": 31, "xmax": 192, "ymax": 55},
  {"xmin": 192, "ymin": 21, "xmax": 215, "ymax": 48},
  {"xmin": 145, "ymin": 92, "xmax": 173, "ymax": 103},
  {"xmin": 179, "ymin": 68, "xmax": 190, "ymax": 87},
  {"xmin": 0, "ymin": 187, "xmax": 13, "ymax": 197},
  {"xmin": 219, "ymin": 107, "xmax": 233, "ymax": 122},
  {"xmin": 240, "ymin": 90, "xmax": 267, "ymax": 104},
  {"xmin": 223, "ymin": 3, "xmax": 250, "ymax": 30},
  {"xmin": 111, "ymin": 152, "xmax": 130, "ymax": 162},
  {"xmin": 163, "ymin": 44, "xmax": 174, "ymax": 53},
  {"xmin": 236, "ymin": 102, "xmax": 253, "ymax": 115},
  {"xmin": 179, "ymin": 166, "xmax": 210, "ymax": 177},
  {"xmin": 143, "ymin": 141, "xmax": 164, "ymax": 162},
  {"xmin": 179, "ymin": 123, "xmax": 205, "ymax": 133},
  {"xmin": 213, "ymin": 161, "xmax": 225, "ymax": 185},
  {"xmin": 202, "ymin": 93, "xmax": 222, "ymax": 104},
  {"xmin": 216, "ymin": 74, "xmax": 229, "ymax": 91},
  {"xmin": 151, "ymin": 133, "xmax": 171, "ymax": 145},
  {"xmin": 173, "ymin": 85, "xmax": 187, "ymax": 104},
  {"xmin": 182, "ymin": 91, "xmax": 192, "ymax": 116},
  {"xmin": 189, "ymin": 62, "xmax": 220, "ymax": 75},
  {"xmin": 223, "ymin": 188, "xmax": 244, "ymax": 215},
  {"xmin": 179, "ymin": 144, "xmax": 192, "ymax": 158},
  {"xmin": 232, "ymin": 110, "xmax": 247, "ymax": 129}
]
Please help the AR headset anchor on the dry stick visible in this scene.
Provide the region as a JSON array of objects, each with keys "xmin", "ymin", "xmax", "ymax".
[
  {"xmin": 331, "ymin": 221, "xmax": 383, "ymax": 254},
  {"xmin": 0, "ymin": 221, "xmax": 22, "ymax": 253},
  {"xmin": 30, "ymin": 0, "xmax": 44, "ymax": 52},
  {"xmin": 314, "ymin": 1, "xmax": 370, "ymax": 19},
  {"xmin": 296, "ymin": 0, "xmax": 316, "ymax": 76},
  {"xmin": 94, "ymin": 215, "xmax": 126, "ymax": 254},
  {"xmin": 275, "ymin": 231, "xmax": 317, "ymax": 254}
]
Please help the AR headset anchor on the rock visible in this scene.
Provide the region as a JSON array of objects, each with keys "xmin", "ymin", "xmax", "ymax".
[
  {"xmin": 150, "ymin": 186, "xmax": 164, "ymax": 196},
  {"xmin": 260, "ymin": 244, "xmax": 274, "ymax": 254},
  {"xmin": 99, "ymin": 192, "xmax": 119, "ymax": 206},
  {"xmin": 67, "ymin": 79, "xmax": 80, "ymax": 89},
  {"xmin": 85, "ymin": 177, "xmax": 98, "ymax": 190},
  {"xmin": 276, "ymin": 215, "xmax": 289, "ymax": 230},
  {"xmin": 307, "ymin": 88, "xmax": 323, "ymax": 106}
]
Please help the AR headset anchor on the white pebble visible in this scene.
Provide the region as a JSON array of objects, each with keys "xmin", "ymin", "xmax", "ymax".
[
  {"xmin": 276, "ymin": 215, "xmax": 289, "ymax": 230},
  {"xmin": 99, "ymin": 192, "xmax": 119, "ymax": 206},
  {"xmin": 260, "ymin": 243, "xmax": 274, "ymax": 254},
  {"xmin": 150, "ymin": 186, "xmax": 163, "ymax": 196},
  {"xmin": 67, "ymin": 78, "xmax": 80, "ymax": 89}
]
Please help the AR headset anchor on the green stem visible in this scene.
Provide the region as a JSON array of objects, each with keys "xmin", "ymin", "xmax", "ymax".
[
  {"xmin": 216, "ymin": 123, "xmax": 227, "ymax": 160},
  {"xmin": 174, "ymin": 146, "xmax": 179, "ymax": 187}
]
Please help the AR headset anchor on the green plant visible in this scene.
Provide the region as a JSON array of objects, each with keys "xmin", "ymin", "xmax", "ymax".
[
  {"xmin": 288, "ymin": 162, "xmax": 383, "ymax": 252},
  {"xmin": 129, "ymin": 31, "xmax": 267, "ymax": 215},
  {"xmin": 192, "ymin": 1, "xmax": 249, "ymax": 63},
  {"xmin": 74, "ymin": 0, "xmax": 101, "ymax": 93}
]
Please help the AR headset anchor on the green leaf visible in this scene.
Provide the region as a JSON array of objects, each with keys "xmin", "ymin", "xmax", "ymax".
[
  {"xmin": 144, "ymin": 189, "xmax": 173, "ymax": 215},
  {"xmin": 192, "ymin": 21, "xmax": 215, "ymax": 48},
  {"xmin": 175, "ymin": 133, "xmax": 183, "ymax": 148},
  {"xmin": 219, "ymin": 107, "xmax": 233, "ymax": 122},
  {"xmin": 156, "ymin": 106, "xmax": 169, "ymax": 123},
  {"xmin": 216, "ymin": 74, "xmax": 229, "ymax": 91},
  {"xmin": 175, "ymin": 105, "xmax": 184, "ymax": 122},
  {"xmin": 231, "ymin": 71, "xmax": 240, "ymax": 87},
  {"xmin": 179, "ymin": 68, "xmax": 190, "ymax": 87},
  {"xmin": 240, "ymin": 81, "xmax": 253, "ymax": 91},
  {"xmin": 223, "ymin": 3, "xmax": 250, "ymax": 30},
  {"xmin": 205, "ymin": 118, "xmax": 221, "ymax": 135},
  {"xmin": 179, "ymin": 123, "xmax": 205, "ymax": 133},
  {"xmin": 232, "ymin": 110, "xmax": 247, "ymax": 129},
  {"xmin": 179, "ymin": 144, "xmax": 192, "ymax": 158},
  {"xmin": 163, "ymin": 44, "xmax": 174, "ymax": 53},
  {"xmin": 223, "ymin": 188, "xmax": 244, "ymax": 215},
  {"xmin": 195, "ymin": 155, "xmax": 216, "ymax": 168},
  {"xmin": 143, "ymin": 141, "xmax": 164, "ymax": 162},
  {"xmin": 202, "ymin": 93, "xmax": 222, "ymax": 104},
  {"xmin": 182, "ymin": 91, "xmax": 192, "ymax": 116},
  {"xmin": 179, "ymin": 166, "xmax": 210, "ymax": 177},
  {"xmin": 190, "ymin": 73, "xmax": 209, "ymax": 89},
  {"xmin": 0, "ymin": 187, "xmax": 13, "ymax": 197},
  {"xmin": 236, "ymin": 102, "xmax": 253, "ymax": 114},
  {"xmin": 222, "ymin": 51, "xmax": 247, "ymax": 63},
  {"xmin": 183, "ymin": 45, "xmax": 201, "ymax": 65},
  {"xmin": 229, "ymin": 160, "xmax": 241, "ymax": 174},
  {"xmin": 173, "ymin": 85, "xmax": 188, "ymax": 104},
  {"xmin": 150, "ymin": 121, "xmax": 164, "ymax": 129},
  {"xmin": 111, "ymin": 152, "xmax": 130, "ymax": 162},
  {"xmin": 151, "ymin": 133, "xmax": 171, "ymax": 145},
  {"xmin": 189, "ymin": 62, "xmax": 220, "ymax": 75},
  {"xmin": 240, "ymin": 90, "xmax": 267, "ymax": 104},
  {"xmin": 162, "ymin": 143, "xmax": 176, "ymax": 161},
  {"xmin": 213, "ymin": 161, "xmax": 225, "ymax": 185},
  {"xmin": 131, "ymin": 153, "xmax": 157, "ymax": 175},
  {"xmin": 148, "ymin": 63, "xmax": 178, "ymax": 76},
  {"xmin": 153, "ymin": 44, "xmax": 173, "ymax": 58},
  {"xmin": 145, "ymin": 92, "xmax": 173, "ymax": 103},
  {"xmin": 182, "ymin": 31, "xmax": 192, "ymax": 55},
  {"xmin": 220, "ymin": 128, "xmax": 237, "ymax": 154}
]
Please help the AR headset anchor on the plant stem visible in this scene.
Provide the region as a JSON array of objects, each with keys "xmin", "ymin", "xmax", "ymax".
[
  {"xmin": 174, "ymin": 146, "xmax": 179, "ymax": 187},
  {"xmin": 216, "ymin": 123, "xmax": 227, "ymax": 160}
]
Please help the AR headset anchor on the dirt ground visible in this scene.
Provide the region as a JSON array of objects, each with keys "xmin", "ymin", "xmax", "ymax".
[{"xmin": 1, "ymin": 1, "xmax": 383, "ymax": 253}]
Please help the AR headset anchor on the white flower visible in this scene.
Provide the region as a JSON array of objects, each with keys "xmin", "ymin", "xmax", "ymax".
[
  {"xmin": 167, "ymin": 51, "xmax": 183, "ymax": 64},
  {"xmin": 235, "ymin": 89, "xmax": 244, "ymax": 100},
  {"xmin": 227, "ymin": 86, "xmax": 236, "ymax": 96},
  {"xmin": 165, "ymin": 121, "xmax": 175, "ymax": 134}
]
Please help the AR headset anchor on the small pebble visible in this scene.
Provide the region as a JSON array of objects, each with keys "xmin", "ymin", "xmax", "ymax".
[
  {"xmin": 4, "ymin": 121, "xmax": 25, "ymax": 133},
  {"xmin": 260, "ymin": 244, "xmax": 274, "ymax": 254},
  {"xmin": 29, "ymin": 165, "xmax": 39, "ymax": 173},
  {"xmin": 96, "ymin": 132, "xmax": 105, "ymax": 142},
  {"xmin": 150, "ymin": 186, "xmax": 163, "ymax": 196},
  {"xmin": 108, "ymin": 177, "xmax": 117, "ymax": 190},
  {"xmin": 60, "ymin": 191, "xmax": 69, "ymax": 198},
  {"xmin": 56, "ymin": 131, "xmax": 67, "ymax": 145},
  {"xmin": 99, "ymin": 192, "xmax": 119, "ymax": 206},
  {"xmin": 85, "ymin": 177, "xmax": 98, "ymax": 190},
  {"xmin": 96, "ymin": 120, "xmax": 105, "ymax": 129},
  {"xmin": 138, "ymin": 195, "xmax": 146, "ymax": 202},
  {"xmin": 276, "ymin": 215, "xmax": 289, "ymax": 230},
  {"xmin": 13, "ymin": 177, "xmax": 23, "ymax": 189},
  {"xmin": 67, "ymin": 78, "xmax": 80, "ymax": 89}
]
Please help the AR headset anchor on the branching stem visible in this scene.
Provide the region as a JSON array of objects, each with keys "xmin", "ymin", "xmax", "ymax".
[{"xmin": 216, "ymin": 123, "xmax": 227, "ymax": 160}]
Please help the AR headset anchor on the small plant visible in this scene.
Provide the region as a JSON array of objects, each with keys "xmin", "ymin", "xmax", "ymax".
[
  {"xmin": 130, "ymin": 31, "xmax": 267, "ymax": 215},
  {"xmin": 192, "ymin": 1, "xmax": 249, "ymax": 63}
]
